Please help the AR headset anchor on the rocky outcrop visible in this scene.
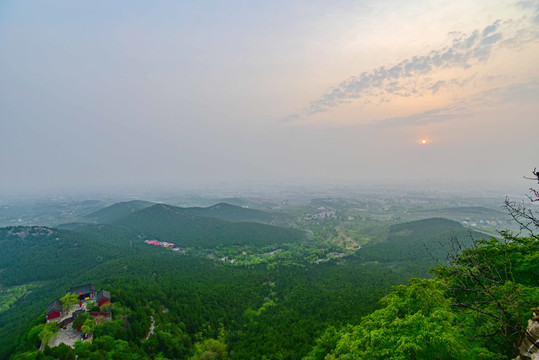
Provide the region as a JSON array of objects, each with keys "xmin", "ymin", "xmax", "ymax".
[{"xmin": 514, "ymin": 309, "xmax": 539, "ymax": 360}]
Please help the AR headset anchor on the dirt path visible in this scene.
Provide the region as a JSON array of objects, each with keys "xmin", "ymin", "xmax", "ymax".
[{"xmin": 143, "ymin": 316, "xmax": 155, "ymax": 340}]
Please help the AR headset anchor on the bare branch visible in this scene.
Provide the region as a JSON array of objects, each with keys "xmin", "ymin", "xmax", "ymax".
[
  {"xmin": 527, "ymin": 188, "xmax": 539, "ymax": 202},
  {"xmin": 503, "ymin": 198, "xmax": 539, "ymax": 240}
]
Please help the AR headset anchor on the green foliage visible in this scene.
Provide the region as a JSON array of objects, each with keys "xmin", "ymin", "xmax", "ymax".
[
  {"xmin": 307, "ymin": 233, "xmax": 539, "ymax": 359},
  {"xmin": 433, "ymin": 234, "xmax": 539, "ymax": 355},
  {"xmin": 303, "ymin": 326, "xmax": 346, "ymax": 360},
  {"xmin": 0, "ymin": 285, "xmax": 38, "ymax": 314},
  {"xmin": 143, "ymin": 323, "xmax": 191, "ymax": 359},
  {"xmin": 305, "ymin": 279, "xmax": 497, "ymax": 360},
  {"xmin": 85, "ymin": 301, "xmax": 97, "ymax": 312},
  {"xmin": 191, "ymin": 338, "xmax": 228, "ymax": 360},
  {"xmin": 0, "ymin": 226, "xmax": 123, "ymax": 287},
  {"xmin": 99, "ymin": 301, "xmax": 112, "ymax": 313},
  {"xmin": 127, "ymin": 309, "xmax": 151, "ymax": 339},
  {"xmin": 359, "ymin": 218, "xmax": 485, "ymax": 264},
  {"xmin": 180, "ymin": 203, "xmax": 272, "ymax": 223},
  {"xmin": 74, "ymin": 335, "xmax": 147, "ymax": 360},
  {"xmin": 115, "ymin": 204, "xmax": 305, "ymax": 248},
  {"xmin": 38, "ymin": 322, "xmax": 58, "ymax": 346},
  {"xmin": 10, "ymin": 351, "xmax": 42, "ymax": 360},
  {"xmin": 43, "ymin": 343, "xmax": 76, "ymax": 360},
  {"xmin": 4, "ymin": 211, "xmax": 536, "ymax": 360},
  {"xmin": 5, "ymin": 245, "xmax": 431, "ymax": 359},
  {"xmin": 94, "ymin": 319, "xmax": 125, "ymax": 340},
  {"xmin": 81, "ymin": 317, "xmax": 96, "ymax": 334},
  {"xmin": 60, "ymin": 293, "xmax": 79, "ymax": 312},
  {"xmin": 72, "ymin": 313, "xmax": 89, "ymax": 330}
]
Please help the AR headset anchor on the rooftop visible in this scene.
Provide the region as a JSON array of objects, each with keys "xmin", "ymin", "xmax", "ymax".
[{"xmin": 69, "ymin": 284, "xmax": 96, "ymax": 295}]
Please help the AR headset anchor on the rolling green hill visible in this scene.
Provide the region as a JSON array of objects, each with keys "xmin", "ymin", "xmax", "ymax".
[
  {"xmin": 3, "ymin": 214, "xmax": 526, "ymax": 360},
  {"xmin": 409, "ymin": 206, "xmax": 506, "ymax": 219},
  {"xmin": 84, "ymin": 200, "xmax": 155, "ymax": 224},
  {"xmin": 115, "ymin": 204, "xmax": 303, "ymax": 248},
  {"xmin": 0, "ymin": 226, "xmax": 124, "ymax": 287},
  {"xmin": 86, "ymin": 200, "xmax": 272, "ymax": 224},
  {"xmin": 179, "ymin": 202, "xmax": 272, "ymax": 223},
  {"xmin": 0, "ymin": 225, "xmax": 132, "ymax": 359},
  {"xmin": 0, "ymin": 226, "xmax": 418, "ymax": 360},
  {"xmin": 359, "ymin": 217, "xmax": 488, "ymax": 266}
]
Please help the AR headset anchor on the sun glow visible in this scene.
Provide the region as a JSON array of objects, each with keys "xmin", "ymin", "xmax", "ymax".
[{"xmin": 420, "ymin": 139, "xmax": 428, "ymax": 144}]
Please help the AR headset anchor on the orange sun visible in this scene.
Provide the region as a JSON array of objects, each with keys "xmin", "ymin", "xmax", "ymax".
[{"xmin": 420, "ymin": 138, "xmax": 428, "ymax": 145}]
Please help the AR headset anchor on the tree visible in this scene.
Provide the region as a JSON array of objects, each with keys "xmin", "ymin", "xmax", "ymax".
[
  {"xmin": 503, "ymin": 167, "xmax": 539, "ymax": 239},
  {"xmin": 305, "ymin": 168, "xmax": 539, "ymax": 360},
  {"xmin": 99, "ymin": 301, "xmax": 112, "ymax": 314},
  {"xmin": 305, "ymin": 279, "xmax": 496, "ymax": 360},
  {"xmin": 72, "ymin": 313, "xmax": 90, "ymax": 330},
  {"xmin": 81, "ymin": 317, "xmax": 96, "ymax": 335},
  {"xmin": 431, "ymin": 168, "xmax": 539, "ymax": 355},
  {"xmin": 59, "ymin": 293, "xmax": 79, "ymax": 313},
  {"xmin": 86, "ymin": 301, "xmax": 99, "ymax": 312},
  {"xmin": 433, "ymin": 235, "xmax": 539, "ymax": 355},
  {"xmin": 44, "ymin": 343, "xmax": 76, "ymax": 360},
  {"xmin": 190, "ymin": 338, "xmax": 228, "ymax": 360},
  {"xmin": 38, "ymin": 322, "xmax": 58, "ymax": 346}
]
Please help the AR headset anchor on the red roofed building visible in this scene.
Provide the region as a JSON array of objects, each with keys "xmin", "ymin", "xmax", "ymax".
[
  {"xmin": 46, "ymin": 300, "xmax": 63, "ymax": 321},
  {"xmin": 70, "ymin": 284, "xmax": 96, "ymax": 301},
  {"xmin": 96, "ymin": 290, "xmax": 111, "ymax": 307}
]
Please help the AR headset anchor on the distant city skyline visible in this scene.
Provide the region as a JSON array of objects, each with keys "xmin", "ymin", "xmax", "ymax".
[{"xmin": 1, "ymin": 0, "xmax": 538, "ymax": 194}]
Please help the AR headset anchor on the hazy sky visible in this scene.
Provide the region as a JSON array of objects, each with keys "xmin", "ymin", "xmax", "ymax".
[{"xmin": 1, "ymin": 0, "xmax": 538, "ymax": 193}]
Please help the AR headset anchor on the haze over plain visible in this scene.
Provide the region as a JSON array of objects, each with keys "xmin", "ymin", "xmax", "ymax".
[{"xmin": 1, "ymin": 0, "xmax": 538, "ymax": 193}]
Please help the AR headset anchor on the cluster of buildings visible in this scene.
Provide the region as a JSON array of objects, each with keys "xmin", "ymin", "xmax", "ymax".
[
  {"xmin": 304, "ymin": 207, "xmax": 337, "ymax": 220},
  {"xmin": 46, "ymin": 284, "xmax": 111, "ymax": 323},
  {"xmin": 144, "ymin": 239, "xmax": 186, "ymax": 253},
  {"xmin": 144, "ymin": 239, "xmax": 175, "ymax": 247}
]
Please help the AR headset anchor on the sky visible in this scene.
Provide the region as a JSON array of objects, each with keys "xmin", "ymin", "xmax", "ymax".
[{"xmin": 1, "ymin": 0, "xmax": 538, "ymax": 193}]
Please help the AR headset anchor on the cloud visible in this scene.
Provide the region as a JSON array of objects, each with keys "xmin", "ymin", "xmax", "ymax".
[
  {"xmin": 477, "ymin": 78, "xmax": 539, "ymax": 103},
  {"xmin": 278, "ymin": 113, "xmax": 301, "ymax": 124},
  {"xmin": 370, "ymin": 79, "xmax": 539, "ymax": 128},
  {"xmin": 302, "ymin": 22, "xmax": 504, "ymax": 114},
  {"xmin": 286, "ymin": 11, "xmax": 539, "ymax": 122},
  {"xmin": 482, "ymin": 22, "xmax": 500, "ymax": 36},
  {"xmin": 428, "ymin": 76, "xmax": 476, "ymax": 95},
  {"xmin": 430, "ymin": 80, "xmax": 446, "ymax": 94},
  {"xmin": 518, "ymin": 0, "xmax": 539, "ymax": 13},
  {"xmin": 517, "ymin": 1, "xmax": 539, "ymax": 25},
  {"xmin": 371, "ymin": 107, "xmax": 467, "ymax": 128}
]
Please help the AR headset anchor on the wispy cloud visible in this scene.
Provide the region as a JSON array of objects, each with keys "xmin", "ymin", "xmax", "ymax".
[
  {"xmin": 304, "ymin": 22, "xmax": 505, "ymax": 114},
  {"xmin": 286, "ymin": 9, "xmax": 539, "ymax": 122},
  {"xmin": 370, "ymin": 79, "xmax": 539, "ymax": 128}
]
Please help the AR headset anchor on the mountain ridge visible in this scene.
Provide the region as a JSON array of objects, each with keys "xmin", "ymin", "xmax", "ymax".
[{"xmin": 114, "ymin": 203, "xmax": 303, "ymax": 248}]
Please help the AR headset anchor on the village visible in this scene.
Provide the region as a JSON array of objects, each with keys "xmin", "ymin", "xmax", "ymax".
[{"xmin": 44, "ymin": 284, "xmax": 111, "ymax": 349}]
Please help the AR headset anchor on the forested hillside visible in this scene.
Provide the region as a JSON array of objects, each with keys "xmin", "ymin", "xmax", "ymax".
[
  {"xmin": 84, "ymin": 200, "xmax": 155, "ymax": 224},
  {"xmin": 2, "ymin": 197, "xmax": 535, "ymax": 360},
  {"xmin": 304, "ymin": 234, "xmax": 539, "ymax": 359},
  {"xmin": 114, "ymin": 203, "xmax": 302, "ymax": 247},
  {"xmin": 0, "ymin": 227, "xmax": 122, "ymax": 287},
  {"xmin": 176, "ymin": 202, "xmax": 273, "ymax": 223},
  {"xmin": 2, "ymin": 228, "xmax": 417, "ymax": 359},
  {"xmin": 358, "ymin": 218, "xmax": 486, "ymax": 274},
  {"xmin": 85, "ymin": 201, "xmax": 272, "ymax": 225}
]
